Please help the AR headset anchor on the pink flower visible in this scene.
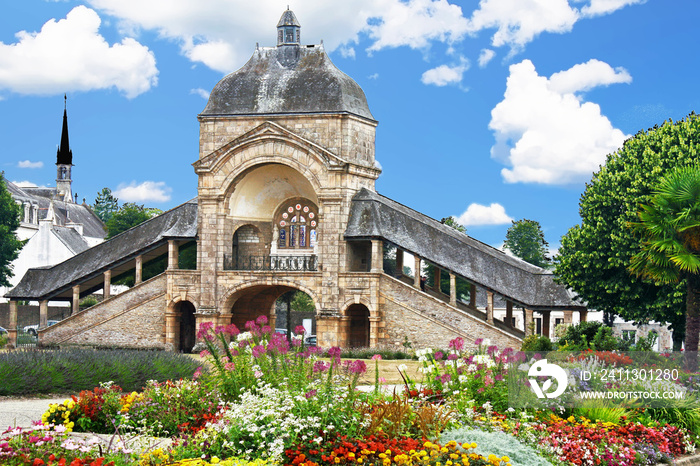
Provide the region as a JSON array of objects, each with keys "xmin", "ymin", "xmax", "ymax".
[
  {"xmin": 448, "ymin": 337, "xmax": 464, "ymax": 351},
  {"xmin": 327, "ymin": 346, "xmax": 342, "ymax": 360},
  {"xmin": 225, "ymin": 362, "xmax": 235, "ymax": 371},
  {"xmin": 348, "ymin": 359, "xmax": 367, "ymax": 374},
  {"xmin": 199, "ymin": 350, "xmax": 211, "ymax": 358},
  {"xmin": 435, "ymin": 351, "xmax": 444, "ymax": 360},
  {"xmin": 225, "ymin": 324, "xmax": 240, "ymax": 336},
  {"xmin": 474, "ymin": 338, "xmax": 484, "ymax": 346},
  {"xmin": 251, "ymin": 345, "xmax": 266, "ymax": 358},
  {"xmin": 295, "ymin": 325, "xmax": 306, "ymax": 335},
  {"xmin": 371, "ymin": 354, "xmax": 383, "ymax": 361},
  {"xmin": 256, "ymin": 315, "xmax": 268, "ymax": 325},
  {"xmin": 193, "ymin": 367, "xmax": 203, "ymax": 380},
  {"xmin": 197, "ymin": 321, "xmax": 214, "ymax": 339}
]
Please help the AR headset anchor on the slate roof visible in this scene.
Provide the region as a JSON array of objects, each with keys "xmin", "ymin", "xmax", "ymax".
[
  {"xmin": 6, "ymin": 199, "xmax": 198, "ymax": 300},
  {"xmin": 52, "ymin": 227, "xmax": 90, "ymax": 255},
  {"xmin": 200, "ymin": 44, "xmax": 374, "ymax": 121},
  {"xmin": 7, "ymin": 181, "xmax": 106, "ymax": 239},
  {"xmin": 345, "ymin": 189, "xmax": 583, "ymax": 310}
]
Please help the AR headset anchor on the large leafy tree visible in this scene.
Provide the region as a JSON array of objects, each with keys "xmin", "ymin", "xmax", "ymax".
[
  {"xmin": 105, "ymin": 203, "xmax": 162, "ymax": 239},
  {"xmin": 629, "ymin": 166, "xmax": 700, "ymax": 369},
  {"xmin": 91, "ymin": 188, "xmax": 119, "ymax": 223},
  {"xmin": 504, "ymin": 219, "xmax": 550, "ymax": 268},
  {"xmin": 0, "ymin": 173, "xmax": 24, "ymax": 287},
  {"xmin": 555, "ymin": 114, "xmax": 700, "ymax": 349}
]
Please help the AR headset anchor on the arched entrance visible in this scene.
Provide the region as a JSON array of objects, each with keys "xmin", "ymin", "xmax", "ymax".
[
  {"xmin": 175, "ymin": 301, "xmax": 196, "ymax": 353},
  {"xmin": 347, "ymin": 304, "xmax": 370, "ymax": 348},
  {"xmin": 225, "ymin": 283, "xmax": 316, "ymax": 337}
]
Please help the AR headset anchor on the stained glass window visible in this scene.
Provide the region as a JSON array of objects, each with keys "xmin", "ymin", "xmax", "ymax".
[{"xmin": 275, "ymin": 202, "xmax": 318, "ymax": 249}]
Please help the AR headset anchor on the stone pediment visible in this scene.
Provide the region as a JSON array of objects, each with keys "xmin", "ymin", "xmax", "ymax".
[{"xmin": 193, "ymin": 121, "xmax": 350, "ymax": 175}]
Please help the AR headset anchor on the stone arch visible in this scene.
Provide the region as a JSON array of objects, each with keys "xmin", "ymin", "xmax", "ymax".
[
  {"xmin": 230, "ymin": 224, "xmax": 264, "ymax": 269},
  {"xmin": 344, "ymin": 302, "xmax": 371, "ymax": 348},
  {"xmin": 168, "ymin": 299, "xmax": 197, "ymax": 353},
  {"xmin": 219, "ymin": 279, "xmax": 319, "ymax": 330},
  {"xmin": 220, "ymin": 140, "xmax": 326, "ymax": 200}
]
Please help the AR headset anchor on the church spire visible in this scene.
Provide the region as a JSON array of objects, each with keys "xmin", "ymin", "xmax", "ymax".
[
  {"xmin": 277, "ymin": 8, "xmax": 301, "ymax": 46},
  {"xmin": 56, "ymin": 94, "xmax": 73, "ymax": 166},
  {"xmin": 56, "ymin": 94, "xmax": 74, "ymax": 203}
]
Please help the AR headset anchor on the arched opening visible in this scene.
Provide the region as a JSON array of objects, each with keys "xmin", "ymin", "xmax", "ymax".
[
  {"xmin": 275, "ymin": 290, "xmax": 316, "ymax": 344},
  {"xmin": 347, "ymin": 304, "xmax": 370, "ymax": 348},
  {"xmin": 175, "ymin": 301, "xmax": 196, "ymax": 353},
  {"xmin": 226, "ymin": 284, "xmax": 316, "ymax": 338},
  {"xmin": 229, "ymin": 224, "xmax": 263, "ymax": 270}
]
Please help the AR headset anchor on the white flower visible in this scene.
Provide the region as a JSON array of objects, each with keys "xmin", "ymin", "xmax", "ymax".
[
  {"xmin": 482, "ymin": 338, "xmax": 491, "ymax": 347},
  {"xmin": 398, "ymin": 364, "xmax": 408, "ymax": 372}
]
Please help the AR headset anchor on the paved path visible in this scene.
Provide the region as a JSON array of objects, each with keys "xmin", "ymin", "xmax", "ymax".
[{"xmin": 0, "ymin": 397, "xmax": 67, "ymax": 430}]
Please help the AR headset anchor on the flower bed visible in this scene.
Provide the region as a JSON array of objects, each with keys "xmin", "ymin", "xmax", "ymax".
[{"xmin": 1, "ymin": 323, "xmax": 698, "ymax": 466}]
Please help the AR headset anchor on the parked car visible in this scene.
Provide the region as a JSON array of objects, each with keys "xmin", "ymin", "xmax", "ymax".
[
  {"xmin": 23, "ymin": 320, "xmax": 60, "ymax": 336},
  {"xmin": 304, "ymin": 335, "xmax": 317, "ymax": 346}
]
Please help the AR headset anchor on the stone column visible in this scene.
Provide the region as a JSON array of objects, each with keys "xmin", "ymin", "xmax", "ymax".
[
  {"xmin": 395, "ymin": 248, "xmax": 404, "ymax": 277},
  {"xmin": 434, "ymin": 268, "xmax": 441, "ymax": 293},
  {"xmin": 72, "ymin": 285, "xmax": 80, "ymax": 315},
  {"xmin": 135, "ymin": 255, "xmax": 143, "ymax": 285},
  {"xmin": 449, "ymin": 272, "xmax": 457, "ymax": 307},
  {"xmin": 563, "ymin": 310, "xmax": 573, "ymax": 325},
  {"xmin": 39, "ymin": 300, "xmax": 48, "ymax": 329},
  {"xmin": 542, "ymin": 310, "xmax": 551, "ymax": 338},
  {"xmin": 8, "ymin": 300, "xmax": 17, "ymax": 348},
  {"xmin": 470, "ymin": 283, "xmax": 476, "ymax": 308},
  {"xmin": 579, "ymin": 309, "xmax": 588, "ymax": 322},
  {"xmin": 524, "ymin": 308, "xmax": 534, "ymax": 335},
  {"xmin": 165, "ymin": 311, "xmax": 178, "ymax": 351},
  {"xmin": 413, "ymin": 256, "xmax": 421, "ymax": 289},
  {"xmin": 168, "ymin": 240, "xmax": 179, "ymax": 270},
  {"xmin": 486, "ymin": 291, "xmax": 495, "ymax": 324},
  {"xmin": 103, "ymin": 270, "xmax": 111, "ymax": 300},
  {"xmin": 370, "ymin": 240, "xmax": 383, "ymax": 273},
  {"xmin": 369, "ymin": 316, "xmax": 381, "ymax": 347},
  {"xmin": 505, "ymin": 300, "xmax": 514, "ymax": 327}
]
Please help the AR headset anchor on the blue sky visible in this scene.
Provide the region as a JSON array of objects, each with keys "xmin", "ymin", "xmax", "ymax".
[{"xmin": 1, "ymin": 0, "xmax": 698, "ymax": 252}]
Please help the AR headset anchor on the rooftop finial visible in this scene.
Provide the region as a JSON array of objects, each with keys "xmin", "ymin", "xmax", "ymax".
[{"xmin": 64, "ymin": 93, "xmax": 67, "ymax": 111}]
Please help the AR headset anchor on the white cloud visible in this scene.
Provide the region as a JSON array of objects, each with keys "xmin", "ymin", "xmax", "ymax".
[
  {"xmin": 489, "ymin": 59, "xmax": 630, "ymax": 185},
  {"xmin": 13, "ymin": 181, "xmax": 39, "ymax": 188},
  {"xmin": 478, "ymin": 48, "xmax": 496, "ymax": 67},
  {"xmin": 190, "ymin": 88, "xmax": 210, "ymax": 100},
  {"xmin": 579, "ymin": 0, "xmax": 646, "ymax": 18},
  {"xmin": 85, "ymin": 0, "xmax": 473, "ymax": 72},
  {"xmin": 548, "ymin": 58, "xmax": 631, "ymax": 94},
  {"xmin": 421, "ymin": 59, "xmax": 469, "ymax": 86},
  {"xmin": 365, "ymin": 0, "xmax": 469, "ymax": 52},
  {"xmin": 114, "ymin": 181, "xmax": 172, "ymax": 203},
  {"xmin": 456, "ymin": 203, "xmax": 513, "ymax": 226},
  {"xmin": 0, "ymin": 6, "xmax": 158, "ymax": 98},
  {"xmin": 18, "ymin": 160, "xmax": 44, "ymax": 169},
  {"xmin": 368, "ymin": 73, "xmax": 379, "ymax": 80},
  {"xmin": 466, "ymin": 0, "xmax": 579, "ymax": 50}
]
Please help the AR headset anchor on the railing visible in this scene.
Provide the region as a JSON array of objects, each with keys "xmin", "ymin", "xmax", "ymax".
[{"xmin": 224, "ymin": 254, "xmax": 318, "ymax": 272}]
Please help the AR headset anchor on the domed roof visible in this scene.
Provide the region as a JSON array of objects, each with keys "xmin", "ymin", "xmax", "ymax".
[
  {"xmin": 201, "ymin": 45, "xmax": 374, "ymax": 121},
  {"xmin": 201, "ymin": 10, "xmax": 374, "ymax": 121}
]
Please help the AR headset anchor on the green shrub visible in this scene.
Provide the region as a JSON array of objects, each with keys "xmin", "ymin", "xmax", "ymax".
[
  {"xmin": 573, "ymin": 398, "xmax": 633, "ymax": 424},
  {"xmin": 340, "ymin": 347, "xmax": 414, "ymax": 360},
  {"xmin": 558, "ymin": 321, "xmax": 616, "ymax": 350},
  {"xmin": 0, "ymin": 348, "xmax": 202, "ymax": 396},
  {"xmin": 440, "ymin": 427, "xmax": 554, "ymax": 466},
  {"xmin": 521, "ymin": 334, "xmax": 553, "ymax": 352},
  {"xmin": 590, "ymin": 326, "xmax": 618, "ymax": 351}
]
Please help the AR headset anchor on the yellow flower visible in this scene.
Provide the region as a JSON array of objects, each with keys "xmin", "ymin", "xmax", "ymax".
[{"xmin": 211, "ymin": 457, "xmax": 220, "ymax": 464}]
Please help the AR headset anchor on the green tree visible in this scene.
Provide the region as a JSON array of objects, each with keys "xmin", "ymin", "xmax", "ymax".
[
  {"xmin": 91, "ymin": 188, "xmax": 119, "ymax": 223},
  {"xmin": 629, "ymin": 166, "xmax": 700, "ymax": 369},
  {"xmin": 105, "ymin": 203, "xmax": 162, "ymax": 238},
  {"xmin": 0, "ymin": 173, "xmax": 24, "ymax": 287},
  {"xmin": 504, "ymin": 219, "xmax": 550, "ymax": 268},
  {"xmin": 440, "ymin": 216, "xmax": 466, "ymax": 233},
  {"xmin": 555, "ymin": 114, "xmax": 700, "ymax": 349}
]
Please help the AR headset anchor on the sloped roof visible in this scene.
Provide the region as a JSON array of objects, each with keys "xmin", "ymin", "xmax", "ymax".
[
  {"xmin": 6, "ymin": 199, "xmax": 198, "ymax": 300},
  {"xmin": 345, "ymin": 189, "xmax": 582, "ymax": 310},
  {"xmin": 52, "ymin": 227, "xmax": 90, "ymax": 255},
  {"xmin": 7, "ymin": 181, "xmax": 106, "ymax": 239},
  {"xmin": 201, "ymin": 44, "xmax": 374, "ymax": 121}
]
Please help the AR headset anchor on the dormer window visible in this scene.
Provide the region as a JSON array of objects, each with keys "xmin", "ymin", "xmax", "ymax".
[{"xmin": 276, "ymin": 9, "xmax": 301, "ymax": 46}]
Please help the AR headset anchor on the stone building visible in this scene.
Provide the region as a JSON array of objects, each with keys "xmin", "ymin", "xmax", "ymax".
[
  {"xmin": 5, "ymin": 10, "xmax": 584, "ymax": 351},
  {"xmin": 1, "ymin": 98, "xmax": 106, "ymax": 304}
]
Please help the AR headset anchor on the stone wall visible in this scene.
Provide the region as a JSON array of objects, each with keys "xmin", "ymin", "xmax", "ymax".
[
  {"xmin": 378, "ymin": 274, "xmax": 522, "ymax": 351},
  {"xmin": 0, "ymin": 303, "xmax": 70, "ymax": 329},
  {"xmin": 41, "ymin": 274, "xmax": 168, "ymax": 349}
]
